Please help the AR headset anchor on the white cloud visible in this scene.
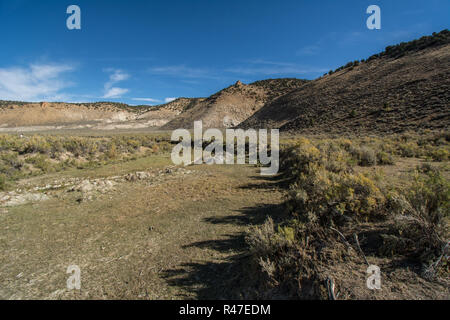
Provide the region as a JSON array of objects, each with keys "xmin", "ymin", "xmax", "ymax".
[
  {"xmin": 108, "ymin": 70, "xmax": 129, "ymax": 83},
  {"xmin": 165, "ymin": 97, "xmax": 177, "ymax": 103},
  {"xmin": 132, "ymin": 98, "xmax": 161, "ymax": 103},
  {"xmin": 148, "ymin": 65, "xmax": 218, "ymax": 79},
  {"xmin": 296, "ymin": 45, "xmax": 320, "ymax": 56},
  {"xmin": 103, "ymin": 69, "xmax": 130, "ymax": 99},
  {"xmin": 0, "ymin": 63, "xmax": 74, "ymax": 101},
  {"xmin": 226, "ymin": 60, "xmax": 327, "ymax": 76},
  {"xmin": 103, "ymin": 87, "xmax": 129, "ymax": 99},
  {"xmin": 149, "ymin": 62, "xmax": 327, "ymax": 80},
  {"xmin": 131, "ymin": 97, "xmax": 177, "ymax": 105}
]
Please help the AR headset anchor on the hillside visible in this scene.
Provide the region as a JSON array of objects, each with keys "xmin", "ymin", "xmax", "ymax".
[
  {"xmin": 1, "ymin": 31, "xmax": 449, "ymax": 134},
  {"xmin": 137, "ymin": 97, "xmax": 206, "ymax": 127},
  {"xmin": 240, "ymin": 30, "xmax": 450, "ymax": 134},
  {"xmin": 161, "ymin": 78, "xmax": 309, "ymax": 129},
  {"xmin": 0, "ymin": 101, "xmax": 153, "ymax": 128},
  {"xmin": 0, "ymin": 99, "xmax": 203, "ymax": 130}
]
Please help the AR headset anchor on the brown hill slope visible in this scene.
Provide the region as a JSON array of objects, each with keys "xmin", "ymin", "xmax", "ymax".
[
  {"xmin": 161, "ymin": 78, "xmax": 308, "ymax": 129},
  {"xmin": 0, "ymin": 101, "xmax": 153, "ymax": 128},
  {"xmin": 137, "ymin": 97, "xmax": 205, "ymax": 127},
  {"xmin": 0, "ymin": 98, "xmax": 208, "ymax": 130},
  {"xmin": 240, "ymin": 30, "xmax": 450, "ymax": 134}
]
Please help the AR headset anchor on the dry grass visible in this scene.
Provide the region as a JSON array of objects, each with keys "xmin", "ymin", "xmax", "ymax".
[
  {"xmin": 1, "ymin": 131, "xmax": 448, "ymax": 300},
  {"xmin": 0, "ymin": 152, "xmax": 284, "ymax": 299}
]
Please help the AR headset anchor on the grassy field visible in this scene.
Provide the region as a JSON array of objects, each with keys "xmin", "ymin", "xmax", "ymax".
[{"xmin": 0, "ymin": 131, "xmax": 448, "ymax": 299}]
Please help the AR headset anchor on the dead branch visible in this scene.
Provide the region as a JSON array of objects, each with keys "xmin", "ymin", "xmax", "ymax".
[
  {"xmin": 330, "ymin": 227, "xmax": 354, "ymax": 251},
  {"xmin": 354, "ymin": 233, "xmax": 370, "ymax": 266},
  {"xmin": 327, "ymin": 277, "xmax": 337, "ymax": 300}
]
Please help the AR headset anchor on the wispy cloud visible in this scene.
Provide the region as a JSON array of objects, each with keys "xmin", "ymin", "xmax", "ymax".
[
  {"xmin": 0, "ymin": 63, "xmax": 74, "ymax": 101},
  {"xmin": 132, "ymin": 97, "xmax": 161, "ymax": 103},
  {"xmin": 103, "ymin": 87, "xmax": 129, "ymax": 99},
  {"xmin": 148, "ymin": 60, "xmax": 327, "ymax": 81},
  {"xmin": 296, "ymin": 45, "xmax": 320, "ymax": 56},
  {"xmin": 103, "ymin": 68, "xmax": 130, "ymax": 99},
  {"xmin": 148, "ymin": 65, "xmax": 218, "ymax": 79},
  {"xmin": 226, "ymin": 60, "xmax": 327, "ymax": 76},
  {"xmin": 295, "ymin": 31, "xmax": 364, "ymax": 56},
  {"xmin": 165, "ymin": 97, "xmax": 177, "ymax": 103},
  {"xmin": 131, "ymin": 97, "xmax": 178, "ymax": 105}
]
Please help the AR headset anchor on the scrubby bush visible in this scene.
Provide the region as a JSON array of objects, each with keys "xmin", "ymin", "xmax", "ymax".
[
  {"xmin": 348, "ymin": 145, "xmax": 377, "ymax": 166},
  {"xmin": 106, "ymin": 143, "xmax": 118, "ymax": 159},
  {"xmin": 280, "ymin": 140, "xmax": 323, "ymax": 180},
  {"xmin": 325, "ymin": 149, "xmax": 350, "ymax": 173},
  {"xmin": 1, "ymin": 152, "xmax": 23, "ymax": 170},
  {"xmin": 430, "ymin": 148, "xmax": 449, "ymax": 162},
  {"xmin": 396, "ymin": 141, "xmax": 420, "ymax": 158},
  {"xmin": 287, "ymin": 166, "xmax": 385, "ymax": 225},
  {"xmin": 247, "ymin": 218, "xmax": 289, "ymax": 257},
  {"xmin": 388, "ymin": 170, "xmax": 449, "ymax": 265},
  {"xmin": 376, "ymin": 151, "xmax": 395, "ymax": 165},
  {"xmin": 0, "ymin": 133, "xmax": 174, "ymax": 189},
  {"xmin": 0, "ymin": 174, "xmax": 6, "ymax": 191},
  {"xmin": 416, "ymin": 162, "xmax": 439, "ymax": 175},
  {"xmin": 337, "ymin": 138, "xmax": 353, "ymax": 151},
  {"xmin": 23, "ymin": 136, "xmax": 52, "ymax": 154},
  {"xmin": 246, "ymin": 217, "xmax": 328, "ymax": 298},
  {"xmin": 358, "ymin": 147, "xmax": 377, "ymax": 166},
  {"xmin": 249, "ymin": 133, "xmax": 449, "ymax": 298},
  {"xmin": 25, "ymin": 155, "xmax": 54, "ymax": 172}
]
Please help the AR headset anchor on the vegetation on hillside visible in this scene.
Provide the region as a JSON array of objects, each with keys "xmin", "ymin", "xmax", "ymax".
[
  {"xmin": 325, "ymin": 29, "xmax": 450, "ymax": 76},
  {"xmin": 0, "ymin": 133, "xmax": 172, "ymax": 190},
  {"xmin": 0, "ymin": 100, "xmax": 154, "ymax": 113}
]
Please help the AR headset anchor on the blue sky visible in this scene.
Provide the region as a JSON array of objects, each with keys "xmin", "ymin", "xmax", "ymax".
[{"xmin": 0, "ymin": 0, "xmax": 448, "ymax": 105}]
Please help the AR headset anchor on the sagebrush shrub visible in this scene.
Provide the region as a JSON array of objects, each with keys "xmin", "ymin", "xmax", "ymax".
[
  {"xmin": 389, "ymin": 171, "xmax": 449, "ymax": 262},
  {"xmin": 0, "ymin": 174, "xmax": 6, "ymax": 191},
  {"xmin": 397, "ymin": 141, "xmax": 420, "ymax": 158},
  {"xmin": 287, "ymin": 164, "xmax": 385, "ymax": 225},
  {"xmin": 376, "ymin": 151, "xmax": 395, "ymax": 165},
  {"xmin": 430, "ymin": 148, "xmax": 449, "ymax": 162},
  {"xmin": 246, "ymin": 217, "xmax": 296, "ymax": 258},
  {"xmin": 357, "ymin": 147, "xmax": 377, "ymax": 166},
  {"xmin": 249, "ymin": 133, "xmax": 449, "ymax": 297},
  {"xmin": 23, "ymin": 136, "xmax": 52, "ymax": 154},
  {"xmin": 25, "ymin": 155, "xmax": 53, "ymax": 172},
  {"xmin": 280, "ymin": 140, "xmax": 323, "ymax": 179}
]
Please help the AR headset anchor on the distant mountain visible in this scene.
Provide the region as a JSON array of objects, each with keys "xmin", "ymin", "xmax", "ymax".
[
  {"xmin": 1, "ymin": 30, "xmax": 448, "ymax": 134},
  {"xmin": 0, "ymin": 101, "xmax": 152, "ymax": 128},
  {"xmin": 161, "ymin": 78, "xmax": 309, "ymax": 129},
  {"xmin": 239, "ymin": 30, "xmax": 450, "ymax": 134}
]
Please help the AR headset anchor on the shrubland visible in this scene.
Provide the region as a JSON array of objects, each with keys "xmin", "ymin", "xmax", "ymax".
[
  {"xmin": 246, "ymin": 131, "xmax": 449, "ymax": 298},
  {"xmin": 0, "ymin": 133, "xmax": 172, "ymax": 190}
]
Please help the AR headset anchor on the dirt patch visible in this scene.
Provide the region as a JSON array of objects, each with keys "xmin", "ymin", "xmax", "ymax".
[{"xmin": 0, "ymin": 191, "xmax": 50, "ymax": 207}]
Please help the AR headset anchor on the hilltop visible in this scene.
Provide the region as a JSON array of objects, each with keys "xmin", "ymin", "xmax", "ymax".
[
  {"xmin": 161, "ymin": 78, "xmax": 309, "ymax": 129},
  {"xmin": 137, "ymin": 97, "xmax": 206, "ymax": 127}
]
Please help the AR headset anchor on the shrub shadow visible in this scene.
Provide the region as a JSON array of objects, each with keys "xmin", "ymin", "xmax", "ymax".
[
  {"xmin": 239, "ymin": 174, "xmax": 291, "ymax": 190},
  {"xmin": 162, "ymin": 180, "xmax": 286, "ymax": 299}
]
